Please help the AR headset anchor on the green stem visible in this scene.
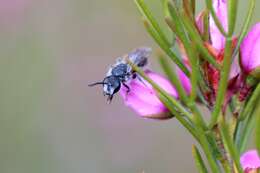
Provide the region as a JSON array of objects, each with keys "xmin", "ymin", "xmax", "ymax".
[
  {"xmin": 227, "ymin": 0, "xmax": 238, "ymax": 36},
  {"xmin": 166, "ymin": 3, "xmax": 208, "ymax": 130},
  {"xmin": 195, "ymin": 127, "xmax": 220, "ymax": 173},
  {"xmin": 204, "ymin": 0, "xmax": 228, "ymax": 37},
  {"xmin": 181, "ymin": 13, "xmax": 221, "ymax": 70},
  {"xmin": 202, "ymin": 10, "xmax": 210, "ymax": 42},
  {"xmin": 166, "ymin": 1, "xmax": 220, "ymax": 70},
  {"xmin": 213, "ymin": 127, "xmax": 232, "ymax": 173},
  {"xmin": 158, "ymin": 49, "xmax": 208, "ymax": 130},
  {"xmin": 210, "ymin": 0, "xmax": 238, "ymax": 127},
  {"xmin": 158, "ymin": 93, "xmax": 199, "ymax": 140},
  {"xmin": 237, "ymin": 108, "xmax": 257, "ymax": 153},
  {"xmin": 255, "ymin": 100, "xmax": 260, "ymax": 156},
  {"xmin": 135, "ymin": 0, "xmax": 171, "ymax": 47},
  {"xmin": 220, "ymin": 119, "xmax": 243, "ymax": 173},
  {"xmin": 142, "ymin": 19, "xmax": 190, "ymax": 76},
  {"xmin": 192, "ymin": 145, "xmax": 209, "ymax": 173},
  {"xmin": 158, "ymin": 52, "xmax": 189, "ymax": 104},
  {"xmin": 209, "ymin": 38, "xmax": 233, "ymax": 128},
  {"xmin": 235, "ymin": 84, "xmax": 260, "ymax": 151},
  {"xmin": 239, "ymin": 84, "xmax": 260, "ymax": 121}
]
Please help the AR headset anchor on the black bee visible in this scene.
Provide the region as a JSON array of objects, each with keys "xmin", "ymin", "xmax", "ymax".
[{"xmin": 88, "ymin": 47, "xmax": 151, "ymax": 102}]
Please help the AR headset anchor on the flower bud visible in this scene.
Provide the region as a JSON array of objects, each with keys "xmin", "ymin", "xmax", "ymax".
[
  {"xmin": 120, "ymin": 70, "xmax": 178, "ymax": 120},
  {"xmin": 209, "ymin": 0, "xmax": 228, "ymax": 51},
  {"xmin": 240, "ymin": 23, "xmax": 260, "ymax": 79},
  {"xmin": 240, "ymin": 150, "xmax": 260, "ymax": 173},
  {"xmin": 176, "ymin": 62, "xmax": 191, "ymax": 94}
]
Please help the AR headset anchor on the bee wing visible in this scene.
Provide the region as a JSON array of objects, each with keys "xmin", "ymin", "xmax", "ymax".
[
  {"xmin": 128, "ymin": 47, "xmax": 151, "ymax": 67},
  {"xmin": 106, "ymin": 64, "xmax": 114, "ymax": 76}
]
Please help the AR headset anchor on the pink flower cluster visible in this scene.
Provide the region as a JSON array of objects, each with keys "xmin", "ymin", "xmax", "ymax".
[{"xmin": 120, "ymin": 0, "xmax": 260, "ymax": 120}]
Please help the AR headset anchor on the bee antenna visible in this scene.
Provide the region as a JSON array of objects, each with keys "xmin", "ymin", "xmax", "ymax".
[{"xmin": 88, "ymin": 82, "xmax": 106, "ymax": 87}]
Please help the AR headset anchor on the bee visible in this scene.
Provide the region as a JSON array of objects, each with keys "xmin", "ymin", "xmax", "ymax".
[{"xmin": 88, "ymin": 47, "xmax": 151, "ymax": 102}]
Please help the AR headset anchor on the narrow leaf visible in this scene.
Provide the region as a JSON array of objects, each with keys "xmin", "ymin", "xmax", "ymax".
[
  {"xmin": 142, "ymin": 19, "xmax": 190, "ymax": 76},
  {"xmin": 255, "ymin": 100, "xmax": 260, "ymax": 156},
  {"xmin": 157, "ymin": 52, "xmax": 189, "ymax": 104},
  {"xmin": 220, "ymin": 119, "xmax": 243, "ymax": 173},
  {"xmin": 135, "ymin": 0, "xmax": 171, "ymax": 46},
  {"xmin": 192, "ymin": 145, "xmax": 209, "ymax": 173}
]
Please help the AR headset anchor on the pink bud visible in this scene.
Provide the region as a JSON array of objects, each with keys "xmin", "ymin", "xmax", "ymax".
[
  {"xmin": 175, "ymin": 40, "xmax": 191, "ymax": 94},
  {"xmin": 240, "ymin": 150, "xmax": 260, "ymax": 172},
  {"xmin": 176, "ymin": 63, "xmax": 191, "ymax": 94},
  {"xmin": 240, "ymin": 23, "xmax": 260, "ymax": 78},
  {"xmin": 209, "ymin": 0, "xmax": 228, "ymax": 50},
  {"xmin": 196, "ymin": 11, "xmax": 205, "ymax": 34},
  {"xmin": 120, "ymin": 70, "xmax": 178, "ymax": 119}
]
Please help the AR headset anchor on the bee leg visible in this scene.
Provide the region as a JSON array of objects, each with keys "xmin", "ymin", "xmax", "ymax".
[
  {"xmin": 107, "ymin": 95, "xmax": 113, "ymax": 104},
  {"xmin": 123, "ymin": 83, "xmax": 130, "ymax": 94},
  {"xmin": 132, "ymin": 73, "xmax": 137, "ymax": 79}
]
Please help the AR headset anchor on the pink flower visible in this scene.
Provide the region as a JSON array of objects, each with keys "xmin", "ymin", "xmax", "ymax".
[
  {"xmin": 196, "ymin": 11, "xmax": 205, "ymax": 34},
  {"xmin": 179, "ymin": 0, "xmax": 238, "ymax": 96},
  {"xmin": 120, "ymin": 70, "xmax": 178, "ymax": 119},
  {"xmin": 240, "ymin": 23, "xmax": 260, "ymax": 78},
  {"xmin": 240, "ymin": 150, "xmax": 260, "ymax": 173},
  {"xmin": 177, "ymin": 67, "xmax": 191, "ymax": 94},
  {"xmin": 194, "ymin": 0, "xmax": 240, "ymax": 90},
  {"xmin": 208, "ymin": 0, "xmax": 240, "ymax": 81},
  {"xmin": 209, "ymin": 0, "xmax": 228, "ymax": 51},
  {"xmin": 176, "ymin": 61, "xmax": 192, "ymax": 94},
  {"xmin": 176, "ymin": 40, "xmax": 192, "ymax": 94}
]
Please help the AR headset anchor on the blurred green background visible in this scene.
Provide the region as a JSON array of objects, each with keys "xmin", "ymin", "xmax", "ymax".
[{"xmin": 0, "ymin": 0, "xmax": 260, "ymax": 173}]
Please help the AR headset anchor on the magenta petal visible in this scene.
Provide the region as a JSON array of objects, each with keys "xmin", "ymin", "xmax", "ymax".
[
  {"xmin": 240, "ymin": 23, "xmax": 260, "ymax": 74},
  {"xmin": 120, "ymin": 70, "xmax": 178, "ymax": 119},
  {"xmin": 240, "ymin": 150, "xmax": 260, "ymax": 171},
  {"xmin": 196, "ymin": 12, "xmax": 204, "ymax": 34},
  {"xmin": 229, "ymin": 58, "xmax": 240, "ymax": 80},
  {"xmin": 209, "ymin": 0, "xmax": 228, "ymax": 50},
  {"xmin": 177, "ymin": 65, "xmax": 191, "ymax": 94}
]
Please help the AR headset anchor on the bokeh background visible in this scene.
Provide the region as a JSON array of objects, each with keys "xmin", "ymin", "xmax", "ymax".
[{"xmin": 0, "ymin": 0, "xmax": 260, "ymax": 173}]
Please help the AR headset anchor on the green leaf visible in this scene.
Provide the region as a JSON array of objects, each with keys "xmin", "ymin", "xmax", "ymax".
[
  {"xmin": 142, "ymin": 19, "xmax": 190, "ymax": 77},
  {"xmin": 209, "ymin": 38, "xmax": 233, "ymax": 128},
  {"xmin": 220, "ymin": 119, "xmax": 243, "ymax": 173},
  {"xmin": 239, "ymin": 83, "xmax": 260, "ymax": 121},
  {"xmin": 180, "ymin": 12, "xmax": 221, "ymax": 70},
  {"xmin": 157, "ymin": 52, "xmax": 189, "ymax": 104},
  {"xmin": 204, "ymin": 0, "xmax": 228, "ymax": 37},
  {"xmin": 158, "ymin": 93, "xmax": 198, "ymax": 140},
  {"xmin": 255, "ymin": 100, "xmax": 260, "ymax": 156},
  {"xmin": 237, "ymin": 110, "xmax": 257, "ymax": 154},
  {"xmin": 195, "ymin": 128, "xmax": 220, "ymax": 173},
  {"xmin": 135, "ymin": 0, "xmax": 171, "ymax": 47},
  {"xmin": 192, "ymin": 145, "xmax": 209, "ymax": 173},
  {"xmin": 227, "ymin": 0, "xmax": 238, "ymax": 35}
]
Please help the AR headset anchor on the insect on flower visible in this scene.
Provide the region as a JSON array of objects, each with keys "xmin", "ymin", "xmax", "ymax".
[{"xmin": 88, "ymin": 47, "xmax": 151, "ymax": 103}]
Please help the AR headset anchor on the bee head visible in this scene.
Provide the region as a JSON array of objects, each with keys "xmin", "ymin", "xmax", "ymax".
[{"xmin": 89, "ymin": 75, "xmax": 121, "ymax": 103}]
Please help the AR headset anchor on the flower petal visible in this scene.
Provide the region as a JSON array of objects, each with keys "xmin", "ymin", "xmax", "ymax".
[
  {"xmin": 240, "ymin": 150, "xmax": 260, "ymax": 171},
  {"xmin": 176, "ymin": 63, "xmax": 191, "ymax": 94},
  {"xmin": 240, "ymin": 23, "xmax": 260, "ymax": 74},
  {"xmin": 196, "ymin": 11, "xmax": 205, "ymax": 34},
  {"xmin": 209, "ymin": 0, "xmax": 228, "ymax": 50},
  {"xmin": 175, "ymin": 40, "xmax": 192, "ymax": 95},
  {"xmin": 120, "ymin": 70, "xmax": 178, "ymax": 119}
]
